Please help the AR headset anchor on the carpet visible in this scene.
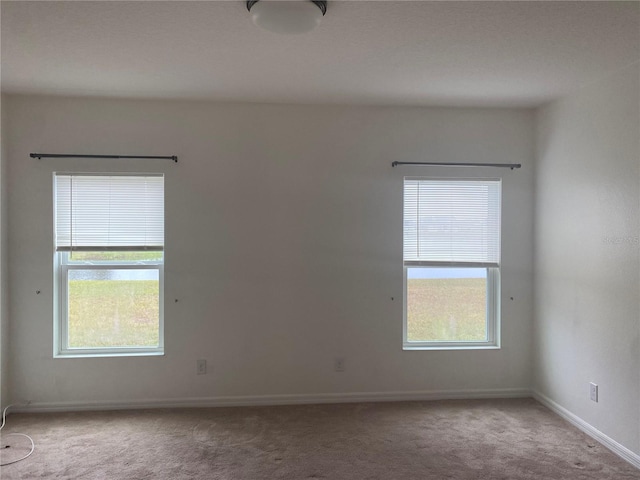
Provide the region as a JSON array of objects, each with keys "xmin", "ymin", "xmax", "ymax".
[{"xmin": 1, "ymin": 398, "xmax": 639, "ymax": 479}]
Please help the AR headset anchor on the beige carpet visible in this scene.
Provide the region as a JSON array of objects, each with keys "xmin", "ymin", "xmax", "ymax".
[{"xmin": 1, "ymin": 398, "xmax": 639, "ymax": 479}]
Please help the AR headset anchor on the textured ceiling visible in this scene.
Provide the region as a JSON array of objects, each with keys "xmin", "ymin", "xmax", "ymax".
[{"xmin": 2, "ymin": 1, "xmax": 639, "ymax": 107}]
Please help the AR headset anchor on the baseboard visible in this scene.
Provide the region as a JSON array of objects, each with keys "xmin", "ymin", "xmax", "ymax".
[
  {"xmin": 12, "ymin": 387, "xmax": 531, "ymax": 413},
  {"xmin": 533, "ymin": 390, "xmax": 640, "ymax": 469}
]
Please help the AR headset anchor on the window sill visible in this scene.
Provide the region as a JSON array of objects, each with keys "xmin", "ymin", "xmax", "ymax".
[
  {"xmin": 403, "ymin": 344, "xmax": 500, "ymax": 351},
  {"xmin": 54, "ymin": 350, "xmax": 164, "ymax": 359}
]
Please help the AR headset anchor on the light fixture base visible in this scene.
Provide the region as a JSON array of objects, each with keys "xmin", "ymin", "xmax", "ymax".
[
  {"xmin": 247, "ymin": 1, "xmax": 327, "ymax": 16},
  {"xmin": 247, "ymin": 0, "xmax": 327, "ymax": 35}
]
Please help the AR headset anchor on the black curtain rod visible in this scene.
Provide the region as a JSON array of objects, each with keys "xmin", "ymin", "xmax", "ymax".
[
  {"xmin": 30, "ymin": 153, "xmax": 178, "ymax": 163},
  {"xmin": 392, "ymin": 161, "xmax": 521, "ymax": 170}
]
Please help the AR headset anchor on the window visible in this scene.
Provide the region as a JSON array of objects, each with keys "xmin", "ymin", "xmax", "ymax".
[
  {"xmin": 403, "ymin": 178, "xmax": 501, "ymax": 350},
  {"xmin": 53, "ymin": 174, "xmax": 164, "ymax": 357}
]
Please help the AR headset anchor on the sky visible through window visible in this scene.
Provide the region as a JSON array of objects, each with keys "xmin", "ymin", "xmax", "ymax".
[{"xmin": 408, "ymin": 267, "xmax": 486, "ymax": 279}]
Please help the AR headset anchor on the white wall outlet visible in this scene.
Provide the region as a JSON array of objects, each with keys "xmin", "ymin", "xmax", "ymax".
[
  {"xmin": 334, "ymin": 357, "xmax": 346, "ymax": 372},
  {"xmin": 197, "ymin": 359, "xmax": 207, "ymax": 375},
  {"xmin": 590, "ymin": 382, "xmax": 598, "ymax": 402}
]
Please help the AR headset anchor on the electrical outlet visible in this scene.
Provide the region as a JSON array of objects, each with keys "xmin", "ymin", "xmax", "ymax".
[
  {"xmin": 334, "ymin": 357, "xmax": 346, "ymax": 372},
  {"xmin": 590, "ymin": 382, "xmax": 598, "ymax": 402},
  {"xmin": 197, "ymin": 359, "xmax": 207, "ymax": 375}
]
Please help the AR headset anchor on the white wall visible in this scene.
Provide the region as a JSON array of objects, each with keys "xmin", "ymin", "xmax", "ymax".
[
  {"xmin": 5, "ymin": 95, "xmax": 534, "ymax": 408},
  {"xmin": 0, "ymin": 95, "xmax": 8, "ymax": 410},
  {"xmin": 534, "ymin": 63, "xmax": 640, "ymax": 454}
]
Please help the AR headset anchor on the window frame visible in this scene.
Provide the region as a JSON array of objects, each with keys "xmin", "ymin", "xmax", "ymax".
[
  {"xmin": 54, "ymin": 252, "xmax": 165, "ymax": 357},
  {"xmin": 402, "ymin": 265, "xmax": 500, "ymax": 350},
  {"xmin": 402, "ymin": 177, "xmax": 502, "ymax": 351},
  {"xmin": 53, "ymin": 173, "xmax": 165, "ymax": 358}
]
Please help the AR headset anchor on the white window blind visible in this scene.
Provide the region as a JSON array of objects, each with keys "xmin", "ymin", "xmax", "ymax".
[
  {"xmin": 55, "ymin": 174, "xmax": 164, "ymax": 251},
  {"xmin": 403, "ymin": 178, "xmax": 501, "ymax": 266}
]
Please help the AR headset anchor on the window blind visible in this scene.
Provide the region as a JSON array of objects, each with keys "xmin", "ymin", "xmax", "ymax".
[
  {"xmin": 55, "ymin": 174, "xmax": 164, "ymax": 251},
  {"xmin": 403, "ymin": 178, "xmax": 501, "ymax": 266}
]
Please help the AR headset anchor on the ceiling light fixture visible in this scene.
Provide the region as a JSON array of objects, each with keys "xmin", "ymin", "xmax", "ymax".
[{"xmin": 247, "ymin": 0, "xmax": 327, "ymax": 35}]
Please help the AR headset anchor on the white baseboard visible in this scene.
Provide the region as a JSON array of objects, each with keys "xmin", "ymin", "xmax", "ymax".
[
  {"xmin": 12, "ymin": 387, "xmax": 531, "ymax": 413},
  {"xmin": 533, "ymin": 390, "xmax": 640, "ymax": 470}
]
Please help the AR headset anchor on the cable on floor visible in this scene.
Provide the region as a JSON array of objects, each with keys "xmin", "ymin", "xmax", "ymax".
[{"xmin": 0, "ymin": 404, "xmax": 35, "ymax": 466}]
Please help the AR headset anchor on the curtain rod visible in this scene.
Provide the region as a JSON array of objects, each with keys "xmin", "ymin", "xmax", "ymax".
[
  {"xmin": 392, "ymin": 161, "xmax": 521, "ymax": 170},
  {"xmin": 30, "ymin": 153, "xmax": 178, "ymax": 163}
]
